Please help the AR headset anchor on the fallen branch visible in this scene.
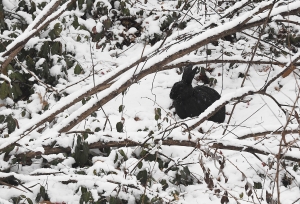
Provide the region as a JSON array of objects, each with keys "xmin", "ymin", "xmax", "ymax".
[
  {"xmin": 10, "ymin": 136, "xmax": 300, "ymax": 162},
  {"xmin": 166, "ymin": 59, "xmax": 300, "ymax": 69},
  {"xmin": 237, "ymin": 128, "xmax": 300, "ymax": 139}
]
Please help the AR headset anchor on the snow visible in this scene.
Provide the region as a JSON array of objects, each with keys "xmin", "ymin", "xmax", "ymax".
[
  {"xmin": 0, "ymin": 74, "xmax": 11, "ymax": 83},
  {"xmin": 2, "ymin": 0, "xmax": 18, "ymax": 10}
]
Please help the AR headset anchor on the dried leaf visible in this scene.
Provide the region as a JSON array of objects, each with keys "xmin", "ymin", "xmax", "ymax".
[
  {"xmin": 92, "ymin": 26, "xmax": 97, "ymax": 34},
  {"xmin": 266, "ymin": 190, "xmax": 272, "ymax": 204},
  {"xmin": 247, "ymin": 189, "xmax": 252, "ymax": 196},
  {"xmin": 221, "ymin": 191, "xmax": 229, "ymax": 204},
  {"xmin": 245, "ymin": 183, "xmax": 249, "ymax": 191},
  {"xmin": 294, "ymin": 111, "xmax": 300, "ymax": 125}
]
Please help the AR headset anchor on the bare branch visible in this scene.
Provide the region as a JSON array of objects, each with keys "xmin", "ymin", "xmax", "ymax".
[{"xmin": 12, "ymin": 137, "xmax": 300, "ymax": 162}]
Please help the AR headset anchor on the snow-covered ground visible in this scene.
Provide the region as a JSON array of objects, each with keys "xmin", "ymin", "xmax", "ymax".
[{"xmin": 1, "ymin": 0, "xmax": 300, "ymax": 203}]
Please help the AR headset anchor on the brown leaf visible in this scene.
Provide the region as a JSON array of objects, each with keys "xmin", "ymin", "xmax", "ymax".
[
  {"xmin": 196, "ymin": 141, "xmax": 200, "ymax": 149},
  {"xmin": 198, "ymin": 127, "xmax": 204, "ymax": 133},
  {"xmin": 206, "ymin": 67, "xmax": 215, "ymax": 73},
  {"xmin": 208, "ymin": 177, "xmax": 214, "ymax": 190},
  {"xmin": 96, "ymin": 43, "xmax": 102, "ymax": 49},
  {"xmin": 173, "ymin": 193, "xmax": 179, "ymax": 200},
  {"xmin": 134, "ymin": 116, "xmax": 140, "ymax": 121},
  {"xmin": 262, "ymin": 66, "xmax": 270, "ymax": 72},
  {"xmin": 195, "ymin": 74, "xmax": 209, "ymax": 84},
  {"xmin": 219, "ymin": 158, "xmax": 225, "ymax": 169},
  {"xmin": 245, "ymin": 183, "xmax": 249, "ymax": 191},
  {"xmin": 92, "ymin": 26, "xmax": 97, "ymax": 34},
  {"xmin": 14, "ymin": 118, "xmax": 20, "ymax": 129},
  {"xmin": 204, "ymin": 172, "xmax": 210, "ymax": 184},
  {"xmin": 295, "ymin": 111, "xmax": 300, "ymax": 125},
  {"xmin": 266, "ymin": 190, "xmax": 272, "ymax": 204},
  {"xmin": 221, "ymin": 191, "xmax": 229, "ymax": 204},
  {"xmin": 215, "ymin": 188, "xmax": 221, "ymax": 194},
  {"xmin": 247, "ymin": 189, "xmax": 252, "ymax": 197}
]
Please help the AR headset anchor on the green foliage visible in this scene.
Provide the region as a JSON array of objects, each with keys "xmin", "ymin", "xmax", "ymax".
[
  {"xmin": 160, "ymin": 179, "xmax": 169, "ymax": 191},
  {"xmin": 118, "ymin": 149, "xmax": 128, "ymax": 161},
  {"xmin": 282, "ymin": 174, "xmax": 292, "ymax": 187},
  {"xmin": 293, "ymin": 164, "xmax": 298, "ymax": 171},
  {"xmin": 137, "ymin": 161, "xmax": 143, "ymax": 169},
  {"xmin": 140, "ymin": 150, "xmax": 156, "ymax": 161},
  {"xmin": 118, "ymin": 105, "xmax": 125, "ymax": 112},
  {"xmin": 116, "ymin": 121, "xmax": 123, "ymax": 132},
  {"xmin": 11, "ymin": 195, "xmax": 33, "ymax": 204},
  {"xmin": 114, "ymin": 152, "xmax": 119, "ymax": 163},
  {"xmin": 139, "ymin": 194, "xmax": 150, "ymax": 204},
  {"xmin": 73, "ymin": 135, "xmax": 89, "ymax": 167},
  {"xmin": 0, "ymin": 114, "xmax": 17, "ymax": 134},
  {"xmin": 82, "ymin": 96, "xmax": 91, "ymax": 105},
  {"xmin": 120, "ymin": 1, "xmax": 130, "ymax": 16},
  {"xmin": 75, "ymin": 186, "xmax": 108, "ymax": 203},
  {"xmin": 78, "ymin": 0, "xmax": 85, "ymax": 10},
  {"xmin": 0, "ymin": 18, "xmax": 76, "ymax": 101},
  {"xmin": 172, "ymin": 166, "xmax": 194, "ymax": 186},
  {"xmin": 95, "ymin": 1, "xmax": 109, "ymax": 16},
  {"xmin": 11, "ymin": 83, "xmax": 23, "ymax": 100},
  {"xmin": 0, "ymin": 82, "xmax": 9, "ymax": 99},
  {"xmin": 160, "ymin": 12, "xmax": 181, "ymax": 31},
  {"xmin": 253, "ymin": 182, "xmax": 262, "ymax": 189},
  {"xmin": 137, "ymin": 169, "xmax": 148, "ymax": 186},
  {"xmin": 5, "ymin": 114, "xmax": 17, "ymax": 134},
  {"xmin": 0, "ymin": 115, "xmax": 5, "ymax": 123},
  {"xmin": 79, "ymin": 186, "xmax": 93, "ymax": 204},
  {"xmin": 17, "ymin": 0, "xmax": 36, "ymax": 15},
  {"xmin": 35, "ymin": 186, "xmax": 49, "ymax": 203},
  {"xmin": 103, "ymin": 19, "xmax": 112, "ymax": 30},
  {"xmin": 2, "ymin": 0, "xmax": 192, "ymax": 104},
  {"xmin": 206, "ymin": 49, "xmax": 212, "ymax": 55},
  {"xmin": 154, "ymin": 108, "xmax": 161, "ymax": 121},
  {"xmin": 109, "ymin": 196, "xmax": 123, "ymax": 204},
  {"xmin": 49, "ymin": 23, "xmax": 62, "ymax": 40},
  {"xmin": 209, "ymin": 77, "xmax": 217, "ymax": 86},
  {"xmin": 114, "ymin": 149, "xmax": 129, "ymax": 165},
  {"xmin": 74, "ymin": 63, "xmax": 83, "ymax": 75}
]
